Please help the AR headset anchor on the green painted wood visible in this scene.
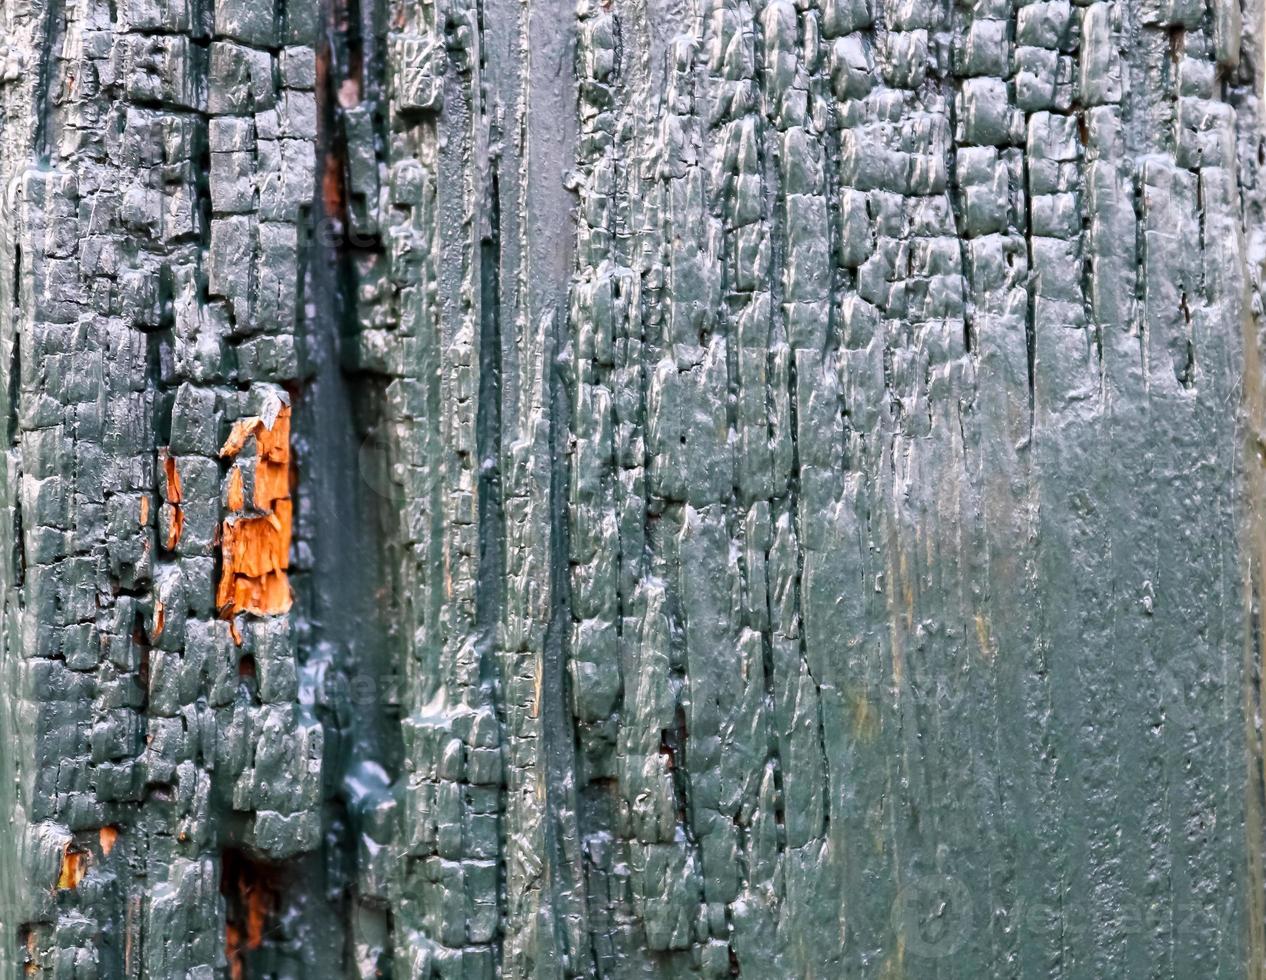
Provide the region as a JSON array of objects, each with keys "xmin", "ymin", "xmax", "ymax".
[{"xmin": 1, "ymin": 0, "xmax": 1265, "ymax": 975}]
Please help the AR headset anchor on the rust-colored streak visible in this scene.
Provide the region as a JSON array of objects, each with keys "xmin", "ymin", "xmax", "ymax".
[
  {"xmin": 226, "ymin": 466, "xmax": 245, "ymax": 512},
  {"xmin": 152, "ymin": 599, "xmax": 165, "ymax": 640},
  {"xmin": 163, "ymin": 454, "xmax": 183, "ymax": 503},
  {"xmin": 315, "ymin": 39, "xmax": 345, "ymax": 223},
  {"xmin": 224, "ymin": 897, "xmax": 269, "ymax": 980},
  {"xmin": 125, "ymin": 895, "xmax": 139, "ymax": 975},
  {"xmin": 226, "ymin": 923, "xmax": 244, "ymax": 980},
  {"xmin": 322, "ymin": 150, "xmax": 346, "ymax": 222},
  {"xmin": 139, "ymin": 496, "xmax": 149, "ymax": 525},
  {"xmin": 164, "ymin": 504, "xmax": 184, "ymax": 551},
  {"xmin": 99, "ymin": 826, "xmax": 118, "ymax": 856},
  {"xmin": 221, "ymin": 849, "xmax": 278, "ymax": 979},
  {"xmin": 161, "ymin": 452, "xmax": 184, "ymax": 549},
  {"xmin": 57, "ymin": 847, "xmax": 85, "ymax": 890},
  {"xmin": 217, "ymin": 406, "xmax": 294, "ymax": 620},
  {"xmin": 244, "ymin": 882, "xmax": 270, "ymax": 950}
]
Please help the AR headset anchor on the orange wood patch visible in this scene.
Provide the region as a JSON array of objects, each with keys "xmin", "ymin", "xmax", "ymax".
[
  {"xmin": 152, "ymin": 599, "xmax": 165, "ymax": 640},
  {"xmin": 57, "ymin": 847, "xmax": 85, "ymax": 890},
  {"xmin": 162, "ymin": 454, "xmax": 183, "ymax": 504},
  {"xmin": 217, "ymin": 405, "xmax": 294, "ymax": 622},
  {"xmin": 244, "ymin": 881, "xmax": 270, "ymax": 950},
  {"xmin": 223, "ymin": 881, "xmax": 271, "ymax": 979},
  {"xmin": 225, "ymin": 923, "xmax": 244, "ymax": 980},
  {"xmin": 161, "ymin": 452, "xmax": 184, "ymax": 549},
  {"xmin": 223, "ymin": 851, "xmax": 277, "ymax": 980},
  {"xmin": 226, "ymin": 465, "xmax": 245, "ymax": 512}
]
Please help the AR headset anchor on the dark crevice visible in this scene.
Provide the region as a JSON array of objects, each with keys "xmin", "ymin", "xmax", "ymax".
[
  {"xmin": 545, "ymin": 289, "xmax": 593, "ymax": 975},
  {"xmin": 220, "ymin": 849, "xmax": 283, "ymax": 980},
  {"xmin": 9, "ymin": 244, "xmax": 19, "ymax": 319},
  {"xmin": 944, "ymin": 77, "xmax": 974, "ymax": 356},
  {"xmin": 1022, "ymin": 153, "xmax": 1037, "ymax": 437},
  {"xmin": 33, "ymin": 0, "xmax": 66, "ymax": 163},
  {"xmin": 282, "ymin": 0, "xmax": 401, "ymax": 970},
  {"xmin": 476, "ymin": 172, "xmax": 504, "ymax": 689}
]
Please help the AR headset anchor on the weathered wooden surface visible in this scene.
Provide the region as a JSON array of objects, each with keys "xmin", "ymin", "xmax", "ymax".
[{"xmin": 1, "ymin": 0, "xmax": 1265, "ymax": 974}]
